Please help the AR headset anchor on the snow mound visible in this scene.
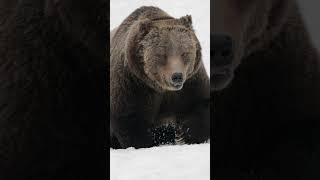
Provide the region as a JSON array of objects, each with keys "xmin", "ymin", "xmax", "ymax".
[{"xmin": 110, "ymin": 143, "xmax": 210, "ymax": 180}]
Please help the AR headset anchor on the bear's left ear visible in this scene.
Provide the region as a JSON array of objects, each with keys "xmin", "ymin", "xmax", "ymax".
[
  {"xmin": 179, "ymin": 15, "xmax": 193, "ymax": 29},
  {"xmin": 124, "ymin": 19, "xmax": 152, "ymax": 76}
]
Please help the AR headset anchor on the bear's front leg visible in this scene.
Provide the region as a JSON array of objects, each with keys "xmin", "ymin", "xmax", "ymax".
[
  {"xmin": 110, "ymin": 86, "xmax": 161, "ymax": 149},
  {"xmin": 177, "ymin": 66, "xmax": 210, "ymax": 144},
  {"xmin": 111, "ymin": 111, "xmax": 154, "ymax": 148},
  {"xmin": 179, "ymin": 98, "xmax": 210, "ymax": 144}
]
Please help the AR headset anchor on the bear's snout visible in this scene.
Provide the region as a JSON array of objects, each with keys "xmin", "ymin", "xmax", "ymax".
[
  {"xmin": 170, "ymin": 72, "xmax": 184, "ymax": 87},
  {"xmin": 213, "ymin": 34, "xmax": 234, "ymax": 67},
  {"xmin": 212, "ymin": 33, "xmax": 235, "ymax": 91},
  {"xmin": 160, "ymin": 55, "xmax": 186, "ymax": 90}
]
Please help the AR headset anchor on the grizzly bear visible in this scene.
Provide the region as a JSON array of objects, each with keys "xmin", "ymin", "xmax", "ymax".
[
  {"xmin": 110, "ymin": 6, "xmax": 210, "ymax": 149},
  {"xmin": 0, "ymin": 0, "xmax": 107, "ymax": 179},
  {"xmin": 213, "ymin": 0, "xmax": 320, "ymax": 179}
]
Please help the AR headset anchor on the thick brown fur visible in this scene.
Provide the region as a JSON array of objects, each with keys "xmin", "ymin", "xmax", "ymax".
[
  {"xmin": 213, "ymin": 0, "xmax": 320, "ymax": 179},
  {"xmin": 110, "ymin": 6, "xmax": 210, "ymax": 148}
]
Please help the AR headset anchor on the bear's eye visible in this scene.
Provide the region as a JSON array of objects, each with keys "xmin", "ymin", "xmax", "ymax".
[
  {"xmin": 181, "ymin": 52, "xmax": 190, "ymax": 61},
  {"xmin": 156, "ymin": 53, "xmax": 166, "ymax": 59},
  {"xmin": 156, "ymin": 54, "xmax": 167, "ymax": 65},
  {"xmin": 181, "ymin": 52, "xmax": 188, "ymax": 57}
]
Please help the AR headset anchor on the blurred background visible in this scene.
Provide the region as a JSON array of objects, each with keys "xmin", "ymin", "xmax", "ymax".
[{"xmin": 297, "ymin": 0, "xmax": 320, "ymax": 52}]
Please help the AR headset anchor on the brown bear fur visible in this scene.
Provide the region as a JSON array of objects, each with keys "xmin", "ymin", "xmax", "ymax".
[
  {"xmin": 213, "ymin": 0, "xmax": 320, "ymax": 179},
  {"xmin": 110, "ymin": 6, "xmax": 210, "ymax": 148}
]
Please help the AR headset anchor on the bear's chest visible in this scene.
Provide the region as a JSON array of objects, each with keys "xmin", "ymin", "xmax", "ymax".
[{"xmin": 158, "ymin": 91, "xmax": 190, "ymax": 114}]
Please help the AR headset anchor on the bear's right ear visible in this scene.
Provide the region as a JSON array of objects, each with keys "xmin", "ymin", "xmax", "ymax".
[
  {"xmin": 135, "ymin": 19, "xmax": 152, "ymax": 35},
  {"xmin": 124, "ymin": 19, "xmax": 152, "ymax": 74},
  {"xmin": 179, "ymin": 15, "xmax": 193, "ymax": 30}
]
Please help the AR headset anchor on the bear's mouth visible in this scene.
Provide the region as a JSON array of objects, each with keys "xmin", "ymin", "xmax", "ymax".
[
  {"xmin": 162, "ymin": 79, "xmax": 184, "ymax": 91},
  {"xmin": 212, "ymin": 68, "xmax": 233, "ymax": 91},
  {"xmin": 155, "ymin": 74, "xmax": 184, "ymax": 91},
  {"xmin": 166, "ymin": 82, "xmax": 183, "ymax": 91},
  {"xmin": 170, "ymin": 82, "xmax": 183, "ymax": 89}
]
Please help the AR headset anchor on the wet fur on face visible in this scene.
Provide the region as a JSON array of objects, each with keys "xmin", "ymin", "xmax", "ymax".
[
  {"xmin": 141, "ymin": 26, "xmax": 197, "ymax": 91},
  {"xmin": 122, "ymin": 13, "xmax": 202, "ymax": 93}
]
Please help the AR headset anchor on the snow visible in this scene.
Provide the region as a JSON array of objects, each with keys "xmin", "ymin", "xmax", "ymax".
[
  {"xmin": 110, "ymin": 0, "xmax": 210, "ymax": 76},
  {"xmin": 110, "ymin": 143, "xmax": 210, "ymax": 180},
  {"xmin": 110, "ymin": 1, "xmax": 210, "ymax": 179}
]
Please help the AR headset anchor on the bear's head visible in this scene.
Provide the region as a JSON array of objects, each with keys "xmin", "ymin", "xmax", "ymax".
[
  {"xmin": 212, "ymin": 0, "xmax": 293, "ymax": 90},
  {"xmin": 125, "ymin": 15, "xmax": 202, "ymax": 92}
]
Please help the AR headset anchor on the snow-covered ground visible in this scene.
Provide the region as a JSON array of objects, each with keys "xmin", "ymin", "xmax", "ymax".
[
  {"xmin": 110, "ymin": 0, "xmax": 210, "ymax": 75},
  {"xmin": 110, "ymin": 144, "xmax": 210, "ymax": 180},
  {"xmin": 110, "ymin": 1, "xmax": 210, "ymax": 180}
]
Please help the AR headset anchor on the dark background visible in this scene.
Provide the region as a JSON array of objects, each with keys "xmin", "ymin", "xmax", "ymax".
[{"xmin": 297, "ymin": 0, "xmax": 320, "ymax": 51}]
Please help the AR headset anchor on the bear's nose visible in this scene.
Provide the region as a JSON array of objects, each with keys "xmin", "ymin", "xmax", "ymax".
[
  {"xmin": 171, "ymin": 72, "xmax": 183, "ymax": 84},
  {"xmin": 212, "ymin": 33, "xmax": 234, "ymax": 67}
]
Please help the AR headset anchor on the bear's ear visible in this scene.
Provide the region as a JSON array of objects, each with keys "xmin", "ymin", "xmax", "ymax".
[
  {"xmin": 136, "ymin": 19, "xmax": 153, "ymax": 34},
  {"xmin": 179, "ymin": 15, "xmax": 193, "ymax": 29},
  {"xmin": 124, "ymin": 19, "xmax": 152, "ymax": 74}
]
